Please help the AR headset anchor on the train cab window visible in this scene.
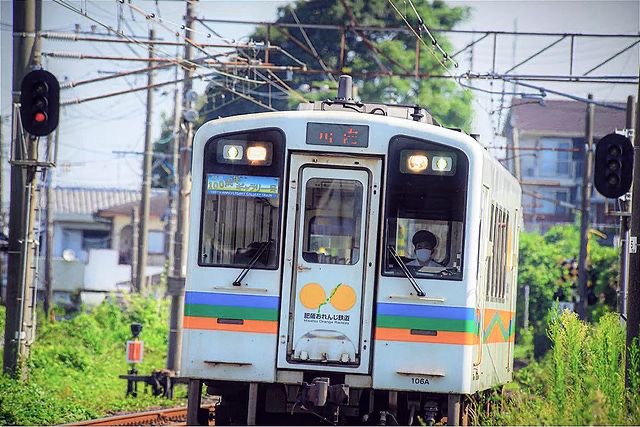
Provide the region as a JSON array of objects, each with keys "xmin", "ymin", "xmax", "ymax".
[
  {"xmin": 302, "ymin": 178, "xmax": 363, "ymax": 265},
  {"xmin": 198, "ymin": 129, "xmax": 284, "ymax": 269},
  {"xmin": 383, "ymin": 136, "xmax": 468, "ymax": 280}
]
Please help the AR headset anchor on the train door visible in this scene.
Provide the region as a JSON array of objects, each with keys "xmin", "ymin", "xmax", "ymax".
[{"xmin": 277, "ymin": 154, "xmax": 381, "ymax": 374}]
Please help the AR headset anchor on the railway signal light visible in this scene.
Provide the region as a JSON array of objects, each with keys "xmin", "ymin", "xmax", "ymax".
[
  {"xmin": 20, "ymin": 69, "xmax": 60, "ymax": 137},
  {"xmin": 594, "ymin": 133, "xmax": 633, "ymax": 198}
]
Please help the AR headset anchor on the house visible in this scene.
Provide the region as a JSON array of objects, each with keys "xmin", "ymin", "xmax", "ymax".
[
  {"xmin": 503, "ymin": 98, "xmax": 628, "ymax": 236},
  {"xmin": 39, "ymin": 186, "xmax": 169, "ymax": 305}
]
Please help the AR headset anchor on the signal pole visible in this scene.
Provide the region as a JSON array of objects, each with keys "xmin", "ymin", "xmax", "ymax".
[
  {"xmin": 167, "ymin": 0, "xmax": 196, "ymax": 374},
  {"xmin": 626, "ymin": 85, "xmax": 640, "ymax": 387},
  {"xmin": 577, "ymin": 94, "xmax": 594, "ymax": 321},
  {"xmin": 618, "ymin": 96, "xmax": 635, "ymax": 316},
  {"xmin": 3, "ymin": 0, "xmax": 42, "ymax": 378},
  {"xmin": 135, "ymin": 27, "xmax": 155, "ymax": 293},
  {"xmin": 43, "ymin": 131, "xmax": 56, "ymax": 317}
]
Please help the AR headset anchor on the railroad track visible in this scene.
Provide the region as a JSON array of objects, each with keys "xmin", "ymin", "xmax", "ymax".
[{"xmin": 67, "ymin": 405, "xmax": 213, "ymax": 426}]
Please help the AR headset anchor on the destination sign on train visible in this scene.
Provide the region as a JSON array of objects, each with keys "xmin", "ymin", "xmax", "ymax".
[
  {"xmin": 306, "ymin": 123, "xmax": 369, "ymax": 147},
  {"xmin": 206, "ymin": 174, "xmax": 279, "ymax": 198}
]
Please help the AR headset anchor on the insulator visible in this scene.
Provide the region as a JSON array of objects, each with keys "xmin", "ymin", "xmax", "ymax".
[
  {"xmin": 42, "ymin": 32, "xmax": 79, "ymax": 41},
  {"xmin": 45, "ymin": 51, "xmax": 83, "ymax": 59}
]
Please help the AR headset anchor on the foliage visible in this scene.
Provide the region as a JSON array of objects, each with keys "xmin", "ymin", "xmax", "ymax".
[
  {"xmin": 516, "ymin": 224, "xmax": 619, "ymax": 356},
  {"xmin": 473, "ymin": 310, "xmax": 640, "ymax": 425},
  {"xmin": 0, "ymin": 294, "xmax": 184, "ymax": 425},
  {"xmin": 203, "ymin": 0, "xmax": 473, "ymax": 129}
]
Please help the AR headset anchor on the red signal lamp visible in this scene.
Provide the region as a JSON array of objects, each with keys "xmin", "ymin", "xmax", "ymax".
[{"xmin": 34, "ymin": 112, "xmax": 47, "ymax": 123}]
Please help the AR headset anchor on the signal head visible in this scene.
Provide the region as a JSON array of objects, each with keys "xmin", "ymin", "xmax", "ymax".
[
  {"xmin": 594, "ymin": 133, "xmax": 633, "ymax": 199},
  {"xmin": 20, "ymin": 69, "xmax": 60, "ymax": 137}
]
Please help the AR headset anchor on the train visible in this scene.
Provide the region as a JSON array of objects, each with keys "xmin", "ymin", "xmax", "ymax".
[{"xmin": 180, "ymin": 76, "xmax": 522, "ymax": 425}]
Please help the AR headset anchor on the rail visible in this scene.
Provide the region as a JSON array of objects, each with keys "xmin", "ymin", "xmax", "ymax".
[{"xmin": 66, "ymin": 405, "xmax": 211, "ymax": 426}]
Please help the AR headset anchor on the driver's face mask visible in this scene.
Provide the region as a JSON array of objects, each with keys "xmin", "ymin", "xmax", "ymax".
[{"xmin": 416, "ymin": 248, "xmax": 432, "ymax": 262}]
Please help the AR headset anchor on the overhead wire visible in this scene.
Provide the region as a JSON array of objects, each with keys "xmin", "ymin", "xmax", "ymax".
[
  {"xmin": 290, "ymin": 8, "xmax": 335, "ymax": 82},
  {"xmin": 405, "ymin": 0, "xmax": 458, "ymax": 68},
  {"xmin": 51, "ymin": 0, "xmax": 276, "ymax": 112}
]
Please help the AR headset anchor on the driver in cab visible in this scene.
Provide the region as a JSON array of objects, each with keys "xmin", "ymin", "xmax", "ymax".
[{"xmin": 407, "ymin": 230, "xmax": 443, "ymax": 268}]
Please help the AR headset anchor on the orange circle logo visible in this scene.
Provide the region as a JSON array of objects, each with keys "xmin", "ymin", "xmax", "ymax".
[
  {"xmin": 300, "ymin": 283, "xmax": 327, "ymax": 309},
  {"xmin": 330, "ymin": 284, "xmax": 357, "ymax": 311}
]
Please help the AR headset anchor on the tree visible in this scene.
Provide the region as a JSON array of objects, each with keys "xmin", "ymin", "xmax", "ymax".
[
  {"xmin": 516, "ymin": 224, "xmax": 619, "ymax": 357},
  {"xmin": 202, "ymin": 0, "xmax": 473, "ymax": 129}
]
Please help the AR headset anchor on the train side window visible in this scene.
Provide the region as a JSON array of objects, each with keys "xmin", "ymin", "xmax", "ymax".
[
  {"xmin": 486, "ymin": 202, "xmax": 509, "ymax": 302},
  {"xmin": 301, "ymin": 178, "xmax": 363, "ymax": 265}
]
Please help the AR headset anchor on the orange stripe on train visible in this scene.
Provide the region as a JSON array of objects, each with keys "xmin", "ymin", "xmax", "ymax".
[
  {"xmin": 183, "ymin": 316, "xmax": 277, "ymax": 334},
  {"xmin": 375, "ymin": 327, "xmax": 479, "ymax": 345}
]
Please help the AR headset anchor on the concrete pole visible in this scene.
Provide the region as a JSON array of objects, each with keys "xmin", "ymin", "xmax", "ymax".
[
  {"xmin": 0, "ymin": 116, "xmax": 4, "ymax": 305},
  {"xmin": 3, "ymin": 0, "xmax": 41, "ymax": 379},
  {"xmin": 164, "ymin": 60, "xmax": 181, "ymax": 277},
  {"xmin": 167, "ymin": 0, "xmax": 196, "ymax": 374},
  {"xmin": 135, "ymin": 28, "xmax": 155, "ymax": 294},
  {"xmin": 577, "ymin": 94, "xmax": 594, "ymax": 321},
  {"xmin": 626, "ymin": 83, "xmax": 640, "ymax": 388}
]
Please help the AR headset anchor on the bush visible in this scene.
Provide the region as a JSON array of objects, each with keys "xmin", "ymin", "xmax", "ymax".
[{"xmin": 0, "ymin": 294, "xmax": 183, "ymax": 425}]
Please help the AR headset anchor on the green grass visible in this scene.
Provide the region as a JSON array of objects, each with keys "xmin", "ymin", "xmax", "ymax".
[{"xmin": 0, "ymin": 295, "xmax": 187, "ymax": 425}]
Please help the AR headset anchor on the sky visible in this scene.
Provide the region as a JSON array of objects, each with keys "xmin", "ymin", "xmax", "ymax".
[{"xmin": 1, "ymin": 0, "xmax": 638, "ymax": 208}]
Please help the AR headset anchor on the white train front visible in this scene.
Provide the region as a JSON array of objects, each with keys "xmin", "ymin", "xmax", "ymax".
[{"xmin": 180, "ymin": 98, "xmax": 522, "ymax": 425}]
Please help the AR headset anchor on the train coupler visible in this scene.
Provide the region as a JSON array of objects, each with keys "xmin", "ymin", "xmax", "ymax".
[{"xmin": 299, "ymin": 377, "xmax": 349, "ymax": 407}]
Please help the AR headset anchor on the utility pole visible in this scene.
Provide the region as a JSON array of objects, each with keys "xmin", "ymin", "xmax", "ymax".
[
  {"xmin": 3, "ymin": 0, "xmax": 42, "ymax": 378},
  {"xmin": 0, "ymin": 115, "xmax": 4, "ymax": 305},
  {"xmin": 577, "ymin": 94, "xmax": 594, "ymax": 321},
  {"xmin": 130, "ymin": 206, "xmax": 139, "ymax": 290},
  {"xmin": 167, "ymin": 0, "xmax": 196, "ymax": 374},
  {"xmin": 618, "ymin": 96, "xmax": 635, "ymax": 316},
  {"xmin": 135, "ymin": 27, "xmax": 155, "ymax": 294},
  {"xmin": 626, "ymin": 84, "xmax": 640, "ymax": 387},
  {"xmin": 43, "ymin": 130, "xmax": 57, "ymax": 317}
]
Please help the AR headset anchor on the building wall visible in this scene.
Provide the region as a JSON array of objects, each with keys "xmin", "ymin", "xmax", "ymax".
[{"xmin": 111, "ymin": 214, "xmax": 166, "ymax": 266}]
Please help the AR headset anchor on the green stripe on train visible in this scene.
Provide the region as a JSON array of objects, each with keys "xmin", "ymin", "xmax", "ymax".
[
  {"xmin": 376, "ymin": 315, "xmax": 476, "ymax": 333},
  {"xmin": 185, "ymin": 304, "xmax": 278, "ymax": 321}
]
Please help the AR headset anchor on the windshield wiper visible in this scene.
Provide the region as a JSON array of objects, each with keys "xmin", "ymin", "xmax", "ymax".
[
  {"xmin": 233, "ymin": 241, "xmax": 271, "ymax": 286},
  {"xmin": 387, "ymin": 245, "xmax": 425, "ymax": 297}
]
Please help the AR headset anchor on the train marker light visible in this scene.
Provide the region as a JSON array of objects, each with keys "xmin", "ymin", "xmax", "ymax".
[
  {"xmin": 20, "ymin": 69, "xmax": 60, "ymax": 136},
  {"xmin": 223, "ymin": 144, "xmax": 243, "ymax": 160},
  {"xmin": 247, "ymin": 145, "xmax": 267, "ymax": 162},
  {"xmin": 594, "ymin": 133, "xmax": 633, "ymax": 199},
  {"xmin": 407, "ymin": 154, "xmax": 428, "ymax": 172},
  {"xmin": 432, "ymin": 156, "xmax": 452, "ymax": 172}
]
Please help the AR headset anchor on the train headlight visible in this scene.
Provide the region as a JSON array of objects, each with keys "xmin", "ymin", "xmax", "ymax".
[
  {"xmin": 223, "ymin": 144, "xmax": 243, "ymax": 160},
  {"xmin": 247, "ymin": 145, "xmax": 268, "ymax": 162},
  {"xmin": 407, "ymin": 154, "xmax": 428, "ymax": 172},
  {"xmin": 432, "ymin": 156, "xmax": 452, "ymax": 172}
]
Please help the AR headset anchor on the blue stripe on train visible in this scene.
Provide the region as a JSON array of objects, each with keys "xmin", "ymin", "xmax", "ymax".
[
  {"xmin": 377, "ymin": 303, "xmax": 475, "ymax": 321},
  {"xmin": 185, "ymin": 291, "xmax": 279, "ymax": 309}
]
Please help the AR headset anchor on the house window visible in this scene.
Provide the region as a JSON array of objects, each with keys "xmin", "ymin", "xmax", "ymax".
[
  {"xmin": 527, "ymin": 188, "xmax": 570, "ymax": 215},
  {"xmin": 148, "ymin": 231, "xmax": 165, "ymax": 254},
  {"xmin": 537, "ymin": 138, "xmax": 572, "ymax": 178},
  {"xmin": 82, "ymin": 230, "xmax": 110, "ymax": 250}
]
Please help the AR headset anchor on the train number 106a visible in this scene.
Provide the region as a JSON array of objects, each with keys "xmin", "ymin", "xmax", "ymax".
[{"xmin": 411, "ymin": 377, "xmax": 430, "ymax": 385}]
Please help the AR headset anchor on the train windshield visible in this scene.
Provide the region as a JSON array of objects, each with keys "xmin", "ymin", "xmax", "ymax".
[
  {"xmin": 198, "ymin": 129, "xmax": 284, "ymax": 269},
  {"xmin": 383, "ymin": 136, "xmax": 468, "ymax": 280}
]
